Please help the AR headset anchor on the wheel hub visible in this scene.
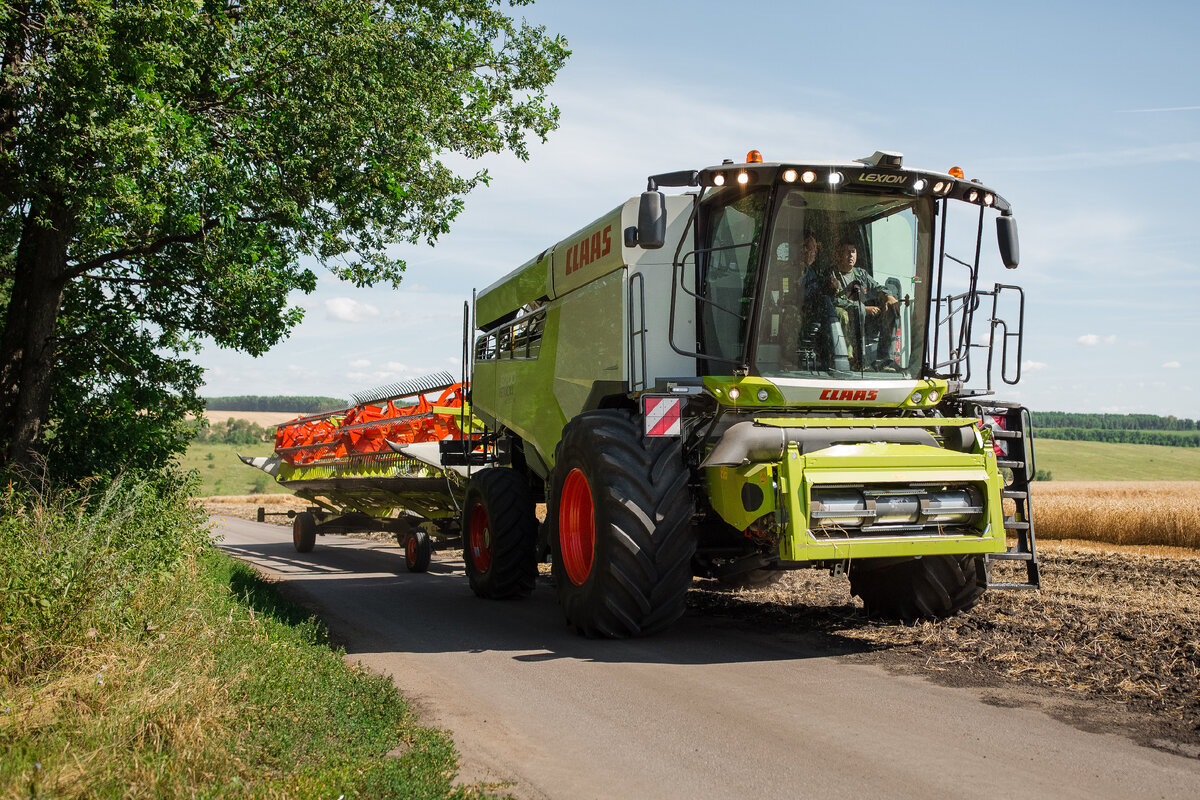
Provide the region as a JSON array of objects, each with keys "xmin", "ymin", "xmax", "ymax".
[
  {"xmin": 559, "ymin": 468, "xmax": 595, "ymax": 586},
  {"xmin": 469, "ymin": 504, "xmax": 493, "ymax": 573}
]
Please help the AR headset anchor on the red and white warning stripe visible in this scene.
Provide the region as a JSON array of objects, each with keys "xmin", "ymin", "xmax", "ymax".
[{"xmin": 643, "ymin": 396, "xmax": 682, "ymax": 437}]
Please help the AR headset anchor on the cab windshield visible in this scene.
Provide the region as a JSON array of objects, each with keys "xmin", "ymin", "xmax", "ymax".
[{"xmin": 698, "ymin": 185, "xmax": 934, "ymax": 380}]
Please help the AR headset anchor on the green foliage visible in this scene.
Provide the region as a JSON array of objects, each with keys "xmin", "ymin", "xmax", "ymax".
[
  {"xmin": 1033, "ymin": 469, "xmax": 1053, "ymax": 481},
  {"xmin": 205, "ymin": 395, "xmax": 348, "ymax": 413},
  {"xmin": 0, "ymin": 472, "xmax": 208, "ymax": 681},
  {"xmin": 0, "ymin": 0, "xmax": 569, "ymax": 475},
  {"xmin": 0, "ymin": 479, "xmax": 485, "ymax": 798},
  {"xmin": 194, "ymin": 416, "xmax": 271, "ymax": 445}
]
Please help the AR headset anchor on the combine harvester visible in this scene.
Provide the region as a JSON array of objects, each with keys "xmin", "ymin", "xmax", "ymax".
[{"xmin": 244, "ymin": 148, "xmax": 1040, "ymax": 637}]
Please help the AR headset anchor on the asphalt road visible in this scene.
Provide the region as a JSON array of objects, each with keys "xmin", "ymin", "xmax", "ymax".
[{"xmin": 213, "ymin": 517, "xmax": 1200, "ymax": 800}]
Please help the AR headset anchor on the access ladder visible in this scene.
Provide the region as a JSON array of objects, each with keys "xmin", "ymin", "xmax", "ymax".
[{"xmin": 979, "ymin": 402, "xmax": 1041, "ymax": 590}]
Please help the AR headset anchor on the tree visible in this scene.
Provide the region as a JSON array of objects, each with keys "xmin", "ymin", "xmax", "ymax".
[{"xmin": 0, "ymin": 0, "xmax": 567, "ymax": 475}]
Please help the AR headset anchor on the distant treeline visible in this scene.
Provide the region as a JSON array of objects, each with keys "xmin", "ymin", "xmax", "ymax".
[
  {"xmin": 204, "ymin": 395, "xmax": 347, "ymax": 413},
  {"xmin": 1032, "ymin": 411, "xmax": 1197, "ymax": 431},
  {"xmin": 191, "ymin": 418, "xmax": 272, "ymax": 445},
  {"xmin": 1034, "ymin": 428, "xmax": 1200, "ymax": 448},
  {"xmin": 1032, "ymin": 411, "xmax": 1200, "ymax": 448}
]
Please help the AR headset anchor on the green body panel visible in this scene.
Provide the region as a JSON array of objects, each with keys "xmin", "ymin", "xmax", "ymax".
[
  {"xmin": 705, "ymin": 463, "xmax": 777, "ymax": 531},
  {"xmin": 549, "ymin": 207, "xmax": 625, "ymax": 297},
  {"xmin": 475, "ymin": 253, "xmax": 551, "ymax": 329},
  {"xmin": 471, "ymin": 307, "xmax": 566, "ymax": 473},
  {"xmin": 704, "ymin": 432, "xmax": 1006, "ymax": 564},
  {"xmin": 475, "ymin": 267, "xmax": 626, "ymax": 474},
  {"xmin": 550, "ymin": 270, "xmax": 625, "ymax": 440}
]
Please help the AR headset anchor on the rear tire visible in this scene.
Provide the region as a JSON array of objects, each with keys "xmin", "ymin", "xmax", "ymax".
[
  {"xmin": 462, "ymin": 468, "xmax": 538, "ymax": 599},
  {"xmin": 849, "ymin": 554, "xmax": 985, "ymax": 622},
  {"xmin": 549, "ymin": 410, "xmax": 695, "ymax": 638},
  {"xmin": 293, "ymin": 512, "xmax": 316, "ymax": 553},
  {"xmin": 404, "ymin": 529, "xmax": 432, "ymax": 573}
]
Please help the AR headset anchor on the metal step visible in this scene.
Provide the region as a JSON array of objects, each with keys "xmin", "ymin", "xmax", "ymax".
[
  {"xmin": 996, "ymin": 459, "xmax": 1025, "ymax": 470},
  {"xmin": 1003, "ymin": 519, "xmax": 1031, "ymax": 531},
  {"xmin": 1002, "ymin": 489, "xmax": 1028, "ymax": 501},
  {"xmin": 988, "ymin": 550, "xmax": 1035, "ymax": 561},
  {"xmin": 988, "ymin": 581, "xmax": 1039, "ymax": 591}
]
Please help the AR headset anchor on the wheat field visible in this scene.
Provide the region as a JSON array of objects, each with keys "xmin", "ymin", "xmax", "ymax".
[{"xmin": 1031, "ymin": 481, "xmax": 1200, "ymax": 549}]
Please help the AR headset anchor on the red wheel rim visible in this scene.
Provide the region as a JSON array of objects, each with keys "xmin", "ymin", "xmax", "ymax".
[
  {"xmin": 469, "ymin": 504, "xmax": 492, "ymax": 573},
  {"xmin": 559, "ymin": 468, "xmax": 595, "ymax": 586},
  {"xmin": 406, "ymin": 535, "xmax": 416, "ymax": 562}
]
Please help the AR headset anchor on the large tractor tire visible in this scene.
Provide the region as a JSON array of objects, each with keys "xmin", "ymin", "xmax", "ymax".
[
  {"xmin": 462, "ymin": 468, "xmax": 538, "ymax": 599},
  {"xmin": 549, "ymin": 410, "xmax": 695, "ymax": 638},
  {"xmin": 849, "ymin": 554, "xmax": 985, "ymax": 623},
  {"xmin": 293, "ymin": 511, "xmax": 316, "ymax": 553}
]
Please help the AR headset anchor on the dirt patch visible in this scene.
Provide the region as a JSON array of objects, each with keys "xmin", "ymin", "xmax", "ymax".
[{"xmin": 688, "ymin": 541, "xmax": 1200, "ymax": 754}]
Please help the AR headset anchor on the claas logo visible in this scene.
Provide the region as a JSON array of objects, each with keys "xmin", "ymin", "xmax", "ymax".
[
  {"xmin": 819, "ymin": 389, "xmax": 879, "ymax": 401},
  {"xmin": 564, "ymin": 224, "xmax": 613, "ymax": 276}
]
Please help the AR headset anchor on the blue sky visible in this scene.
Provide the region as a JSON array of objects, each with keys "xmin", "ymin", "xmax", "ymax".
[{"xmin": 197, "ymin": 0, "xmax": 1200, "ymax": 418}]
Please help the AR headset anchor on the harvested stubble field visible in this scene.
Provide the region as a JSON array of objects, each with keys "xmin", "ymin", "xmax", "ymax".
[
  {"xmin": 691, "ymin": 542, "xmax": 1200, "ymax": 754},
  {"xmin": 205, "ymin": 484, "xmax": 1200, "ymax": 753}
]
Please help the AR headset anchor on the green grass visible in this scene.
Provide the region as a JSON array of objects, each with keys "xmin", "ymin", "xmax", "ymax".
[
  {"xmin": 1033, "ymin": 438, "xmax": 1200, "ymax": 481},
  {"xmin": 0, "ymin": 476, "xmax": 493, "ymax": 799},
  {"xmin": 176, "ymin": 441, "xmax": 292, "ymax": 497}
]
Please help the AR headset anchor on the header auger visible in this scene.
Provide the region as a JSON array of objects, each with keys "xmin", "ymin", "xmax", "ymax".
[{"xmin": 243, "ymin": 147, "xmax": 1040, "ymax": 637}]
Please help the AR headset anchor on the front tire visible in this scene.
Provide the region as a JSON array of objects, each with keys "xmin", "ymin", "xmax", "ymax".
[
  {"xmin": 549, "ymin": 410, "xmax": 695, "ymax": 638},
  {"xmin": 461, "ymin": 468, "xmax": 538, "ymax": 599},
  {"xmin": 293, "ymin": 511, "xmax": 316, "ymax": 553},
  {"xmin": 849, "ymin": 554, "xmax": 985, "ymax": 622}
]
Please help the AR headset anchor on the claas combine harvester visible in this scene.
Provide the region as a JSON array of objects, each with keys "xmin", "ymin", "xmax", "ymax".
[{"xmin": 243, "ymin": 148, "xmax": 1040, "ymax": 637}]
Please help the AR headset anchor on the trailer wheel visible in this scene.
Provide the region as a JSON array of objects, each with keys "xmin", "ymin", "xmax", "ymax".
[
  {"xmin": 849, "ymin": 554, "xmax": 984, "ymax": 622},
  {"xmin": 549, "ymin": 410, "xmax": 695, "ymax": 638},
  {"xmin": 405, "ymin": 529, "xmax": 432, "ymax": 573},
  {"xmin": 293, "ymin": 512, "xmax": 316, "ymax": 553},
  {"xmin": 461, "ymin": 468, "xmax": 537, "ymax": 599}
]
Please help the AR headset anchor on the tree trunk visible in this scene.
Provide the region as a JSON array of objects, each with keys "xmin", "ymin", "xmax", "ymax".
[{"xmin": 0, "ymin": 199, "xmax": 73, "ymax": 470}]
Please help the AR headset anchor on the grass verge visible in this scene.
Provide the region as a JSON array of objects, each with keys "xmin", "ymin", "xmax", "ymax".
[{"xmin": 0, "ymin": 475, "xmax": 490, "ymax": 799}]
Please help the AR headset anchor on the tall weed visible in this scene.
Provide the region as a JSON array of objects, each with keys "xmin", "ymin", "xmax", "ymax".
[{"xmin": 0, "ymin": 473, "xmax": 208, "ymax": 682}]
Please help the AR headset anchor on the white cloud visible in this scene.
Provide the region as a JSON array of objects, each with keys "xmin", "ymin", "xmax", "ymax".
[
  {"xmin": 325, "ymin": 297, "xmax": 380, "ymax": 323},
  {"xmin": 1163, "ymin": 361, "xmax": 1182, "ymax": 368},
  {"xmin": 348, "ymin": 358, "xmax": 371, "ymax": 369},
  {"xmin": 1022, "ymin": 360, "xmax": 1048, "ymax": 371},
  {"xmin": 1076, "ymin": 334, "xmax": 1117, "ymax": 346}
]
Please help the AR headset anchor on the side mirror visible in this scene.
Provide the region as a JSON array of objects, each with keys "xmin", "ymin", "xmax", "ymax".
[
  {"xmin": 997, "ymin": 215, "xmax": 1020, "ymax": 269},
  {"xmin": 636, "ymin": 190, "xmax": 666, "ymax": 249}
]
